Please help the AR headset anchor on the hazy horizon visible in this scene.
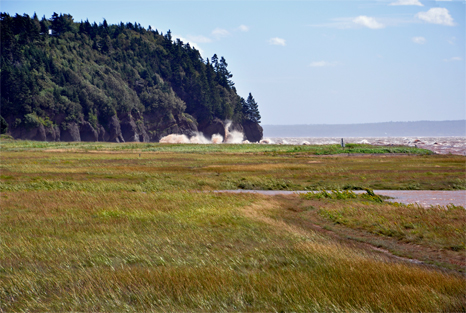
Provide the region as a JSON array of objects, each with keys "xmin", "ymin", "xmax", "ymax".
[
  {"xmin": 262, "ymin": 119, "xmax": 466, "ymax": 126},
  {"xmin": 263, "ymin": 120, "xmax": 465, "ymax": 137}
]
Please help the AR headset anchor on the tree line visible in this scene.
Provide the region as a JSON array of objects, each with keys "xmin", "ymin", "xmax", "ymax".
[{"xmin": 0, "ymin": 12, "xmax": 260, "ymax": 135}]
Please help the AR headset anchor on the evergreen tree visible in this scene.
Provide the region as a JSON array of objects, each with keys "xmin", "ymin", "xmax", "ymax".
[
  {"xmin": 51, "ymin": 12, "xmax": 74, "ymax": 35},
  {"xmin": 39, "ymin": 15, "xmax": 50, "ymax": 34},
  {"xmin": 218, "ymin": 56, "xmax": 233, "ymax": 88},
  {"xmin": 245, "ymin": 93, "xmax": 261, "ymax": 123},
  {"xmin": 165, "ymin": 29, "xmax": 172, "ymax": 41},
  {"xmin": 211, "ymin": 54, "xmax": 219, "ymax": 71}
]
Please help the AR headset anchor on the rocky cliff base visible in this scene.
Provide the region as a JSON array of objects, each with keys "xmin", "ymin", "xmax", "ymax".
[{"xmin": 7, "ymin": 113, "xmax": 263, "ymax": 143}]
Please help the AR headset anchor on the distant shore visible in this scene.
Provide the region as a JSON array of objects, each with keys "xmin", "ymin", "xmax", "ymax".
[
  {"xmin": 263, "ymin": 120, "xmax": 466, "ymax": 138},
  {"xmin": 265, "ymin": 136, "xmax": 466, "ymax": 156}
]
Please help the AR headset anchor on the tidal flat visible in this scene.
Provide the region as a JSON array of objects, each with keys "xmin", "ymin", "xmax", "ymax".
[{"xmin": 1, "ymin": 139, "xmax": 465, "ymax": 311}]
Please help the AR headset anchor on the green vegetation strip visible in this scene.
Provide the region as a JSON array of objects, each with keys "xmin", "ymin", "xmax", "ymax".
[{"xmin": 0, "ymin": 137, "xmax": 433, "ymax": 155}]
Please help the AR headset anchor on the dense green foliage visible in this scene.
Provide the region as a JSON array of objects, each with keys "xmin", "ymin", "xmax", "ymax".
[
  {"xmin": 0, "ymin": 12, "xmax": 260, "ymax": 133},
  {"xmin": 243, "ymin": 92, "xmax": 261, "ymax": 123}
]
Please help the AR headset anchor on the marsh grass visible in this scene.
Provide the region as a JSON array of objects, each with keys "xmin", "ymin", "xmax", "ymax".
[
  {"xmin": 1, "ymin": 141, "xmax": 465, "ymax": 311},
  {"xmin": 299, "ymin": 190, "xmax": 465, "ymax": 251},
  {"xmin": 1, "ymin": 149, "xmax": 464, "ymax": 191},
  {"xmin": 1, "ymin": 191, "xmax": 465, "ymax": 311},
  {"xmin": 317, "ymin": 200, "xmax": 466, "ymax": 252},
  {"xmin": 0, "ymin": 139, "xmax": 433, "ymax": 155},
  {"xmin": 301, "ymin": 189, "xmax": 384, "ymax": 202}
]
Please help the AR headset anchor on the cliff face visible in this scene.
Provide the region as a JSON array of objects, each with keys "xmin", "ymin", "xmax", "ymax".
[
  {"xmin": 0, "ymin": 13, "xmax": 263, "ymax": 143},
  {"xmin": 7, "ymin": 111, "xmax": 262, "ymax": 143}
]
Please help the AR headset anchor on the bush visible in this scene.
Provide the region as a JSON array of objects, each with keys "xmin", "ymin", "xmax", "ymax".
[
  {"xmin": 23, "ymin": 113, "xmax": 41, "ymax": 129},
  {"xmin": 0, "ymin": 116, "xmax": 8, "ymax": 134}
]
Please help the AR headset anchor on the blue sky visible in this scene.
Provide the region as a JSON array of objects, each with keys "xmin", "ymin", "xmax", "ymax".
[{"xmin": 1, "ymin": 0, "xmax": 464, "ymax": 125}]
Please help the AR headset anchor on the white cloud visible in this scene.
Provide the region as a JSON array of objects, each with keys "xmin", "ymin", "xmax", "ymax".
[
  {"xmin": 412, "ymin": 36, "xmax": 426, "ymax": 44},
  {"xmin": 187, "ymin": 35, "xmax": 212, "ymax": 43},
  {"xmin": 448, "ymin": 36, "xmax": 456, "ymax": 45},
  {"xmin": 415, "ymin": 8, "xmax": 455, "ymax": 26},
  {"xmin": 390, "ymin": 0, "xmax": 423, "ymax": 6},
  {"xmin": 269, "ymin": 37, "xmax": 286, "ymax": 46},
  {"xmin": 353, "ymin": 16, "xmax": 385, "ymax": 29},
  {"xmin": 212, "ymin": 28, "xmax": 230, "ymax": 39},
  {"xmin": 309, "ymin": 61, "xmax": 337, "ymax": 67},
  {"xmin": 443, "ymin": 57, "xmax": 462, "ymax": 62},
  {"xmin": 238, "ymin": 25, "xmax": 249, "ymax": 32}
]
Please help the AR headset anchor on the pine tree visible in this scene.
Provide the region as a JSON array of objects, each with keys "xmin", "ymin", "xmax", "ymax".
[
  {"xmin": 211, "ymin": 54, "xmax": 219, "ymax": 71},
  {"xmin": 218, "ymin": 56, "xmax": 234, "ymax": 88},
  {"xmin": 246, "ymin": 93, "xmax": 261, "ymax": 123}
]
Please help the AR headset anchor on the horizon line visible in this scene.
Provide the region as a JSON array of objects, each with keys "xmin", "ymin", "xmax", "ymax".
[{"xmin": 262, "ymin": 120, "xmax": 466, "ymax": 126}]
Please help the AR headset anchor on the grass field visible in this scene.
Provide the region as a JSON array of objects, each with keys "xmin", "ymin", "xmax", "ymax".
[
  {"xmin": 1, "ymin": 139, "xmax": 464, "ymax": 192},
  {"xmin": 1, "ymin": 139, "xmax": 465, "ymax": 311}
]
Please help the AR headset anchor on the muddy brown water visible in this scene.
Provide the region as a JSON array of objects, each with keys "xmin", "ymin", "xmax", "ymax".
[{"xmin": 215, "ymin": 190, "xmax": 466, "ymax": 207}]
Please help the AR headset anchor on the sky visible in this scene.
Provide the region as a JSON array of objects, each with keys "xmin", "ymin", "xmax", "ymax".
[{"xmin": 1, "ymin": 0, "xmax": 465, "ymax": 125}]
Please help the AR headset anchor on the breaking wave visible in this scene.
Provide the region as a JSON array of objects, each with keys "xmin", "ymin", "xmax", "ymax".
[
  {"xmin": 159, "ymin": 120, "xmax": 259, "ymax": 144},
  {"xmin": 159, "ymin": 132, "xmax": 465, "ymax": 154}
]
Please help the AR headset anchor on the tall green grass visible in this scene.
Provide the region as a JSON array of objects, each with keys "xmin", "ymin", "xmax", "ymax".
[{"xmin": 1, "ymin": 191, "xmax": 465, "ymax": 311}]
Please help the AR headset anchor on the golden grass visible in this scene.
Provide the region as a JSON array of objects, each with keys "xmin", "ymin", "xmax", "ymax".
[
  {"xmin": 1, "ymin": 191, "xmax": 465, "ymax": 311},
  {"xmin": 1, "ymin": 150, "xmax": 465, "ymax": 191},
  {"xmin": 1, "ymin": 146, "xmax": 465, "ymax": 311},
  {"xmin": 317, "ymin": 201, "xmax": 466, "ymax": 251}
]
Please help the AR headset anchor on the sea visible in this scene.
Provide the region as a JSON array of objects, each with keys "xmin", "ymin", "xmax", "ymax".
[{"xmin": 265, "ymin": 136, "xmax": 466, "ymax": 156}]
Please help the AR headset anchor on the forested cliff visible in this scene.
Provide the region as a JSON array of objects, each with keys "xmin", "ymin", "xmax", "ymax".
[{"xmin": 0, "ymin": 13, "xmax": 263, "ymax": 142}]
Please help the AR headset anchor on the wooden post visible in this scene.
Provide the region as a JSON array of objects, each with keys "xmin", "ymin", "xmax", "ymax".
[{"xmin": 341, "ymin": 138, "xmax": 345, "ymax": 148}]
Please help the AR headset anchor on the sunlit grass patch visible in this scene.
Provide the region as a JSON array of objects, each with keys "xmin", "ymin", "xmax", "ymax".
[
  {"xmin": 1, "ymin": 191, "xmax": 465, "ymax": 311},
  {"xmin": 299, "ymin": 189, "xmax": 465, "ymax": 252},
  {"xmin": 317, "ymin": 201, "xmax": 466, "ymax": 251}
]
